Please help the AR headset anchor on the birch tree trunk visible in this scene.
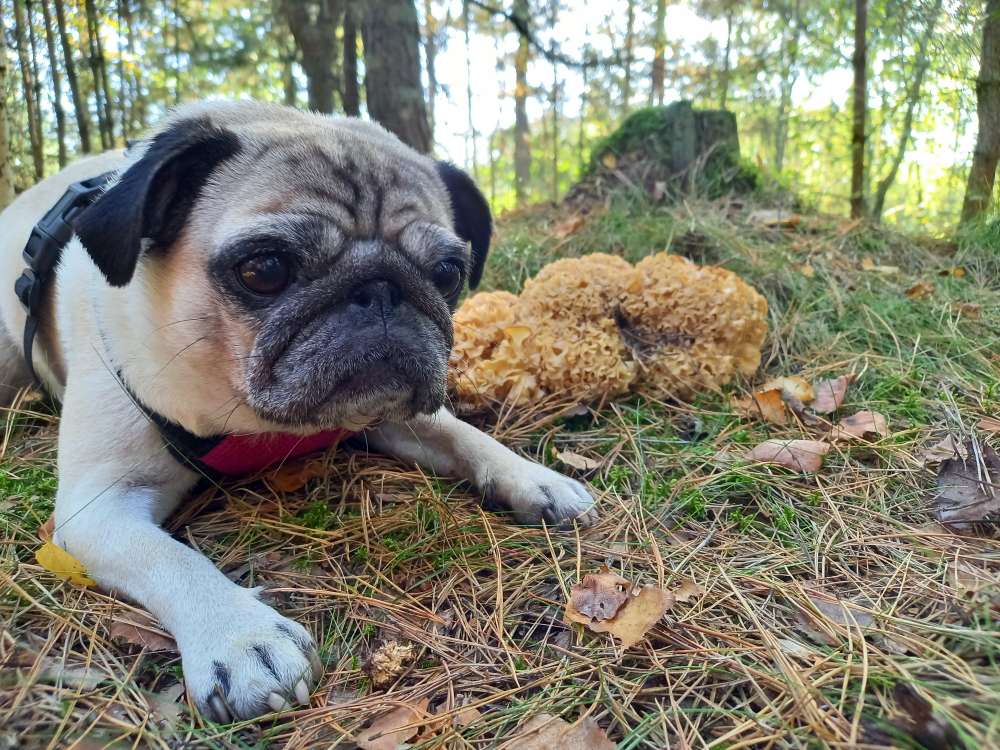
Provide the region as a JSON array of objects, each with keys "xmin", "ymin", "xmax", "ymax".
[
  {"xmin": 0, "ymin": 4, "xmax": 16, "ymax": 208},
  {"xmin": 850, "ymin": 0, "xmax": 868, "ymax": 219},
  {"xmin": 54, "ymin": 0, "xmax": 92, "ymax": 152},
  {"xmin": 13, "ymin": 0, "xmax": 44, "ymax": 179},
  {"xmin": 961, "ymin": 0, "xmax": 1000, "ymax": 222},
  {"xmin": 25, "ymin": 0, "xmax": 46, "ymax": 168},
  {"xmin": 871, "ymin": 0, "xmax": 943, "ymax": 221},
  {"xmin": 40, "ymin": 0, "xmax": 67, "ymax": 166}
]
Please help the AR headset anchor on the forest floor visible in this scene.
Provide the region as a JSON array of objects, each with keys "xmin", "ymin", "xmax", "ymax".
[{"xmin": 2, "ymin": 190, "xmax": 999, "ymax": 749}]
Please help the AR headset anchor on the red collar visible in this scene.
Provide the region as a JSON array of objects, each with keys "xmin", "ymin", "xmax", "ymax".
[{"xmin": 196, "ymin": 429, "xmax": 353, "ymax": 476}]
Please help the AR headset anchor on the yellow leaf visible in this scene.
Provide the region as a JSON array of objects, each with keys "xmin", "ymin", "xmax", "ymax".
[
  {"xmin": 36, "ymin": 542, "xmax": 96, "ymax": 587},
  {"xmin": 600, "ymin": 152, "xmax": 618, "ymax": 169}
]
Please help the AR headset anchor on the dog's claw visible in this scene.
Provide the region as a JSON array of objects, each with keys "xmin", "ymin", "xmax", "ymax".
[
  {"xmin": 294, "ymin": 679, "xmax": 310, "ymax": 705},
  {"xmin": 268, "ymin": 692, "xmax": 291, "ymax": 712},
  {"xmin": 208, "ymin": 693, "xmax": 232, "ymax": 723}
]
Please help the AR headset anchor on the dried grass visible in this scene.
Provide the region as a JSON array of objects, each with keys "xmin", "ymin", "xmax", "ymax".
[{"xmin": 2, "ymin": 199, "xmax": 999, "ymax": 748}]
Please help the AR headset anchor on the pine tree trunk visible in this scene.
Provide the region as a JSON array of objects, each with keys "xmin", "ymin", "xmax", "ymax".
[
  {"xmin": 342, "ymin": 0, "xmax": 360, "ymax": 116},
  {"xmin": 512, "ymin": 0, "xmax": 530, "ymax": 203},
  {"xmin": 650, "ymin": 0, "xmax": 666, "ymax": 106},
  {"xmin": 115, "ymin": 0, "xmax": 127, "ymax": 140},
  {"xmin": 362, "ymin": 0, "xmax": 432, "ymax": 153},
  {"xmin": 961, "ymin": 0, "xmax": 1000, "ymax": 222},
  {"xmin": 0, "ymin": 4, "xmax": 16, "ymax": 208},
  {"xmin": 774, "ymin": 0, "xmax": 800, "ymax": 172},
  {"xmin": 578, "ymin": 53, "xmax": 588, "ymax": 172},
  {"xmin": 422, "ymin": 0, "xmax": 437, "ymax": 136},
  {"xmin": 84, "ymin": 0, "xmax": 112, "ymax": 148},
  {"xmin": 126, "ymin": 0, "xmax": 144, "ymax": 132},
  {"xmin": 40, "ymin": 0, "xmax": 67, "ymax": 166},
  {"xmin": 54, "ymin": 0, "xmax": 92, "ymax": 152},
  {"xmin": 13, "ymin": 0, "xmax": 44, "ymax": 179},
  {"xmin": 25, "ymin": 0, "xmax": 46, "ymax": 168},
  {"xmin": 282, "ymin": 0, "xmax": 341, "ymax": 114},
  {"xmin": 549, "ymin": 1, "xmax": 559, "ymax": 203},
  {"xmin": 622, "ymin": 0, "xmax": 635, "ymax": 112},
  {"xmin": 720, "ymin": 5, "xmax": 733, "ymax": 109},
  {"xmin": 850, "ymin": 0, "xmax": 868, "ymax": 219},
  {"xmin": 872, "ymin": 0, "xmax": 943, "ymax": 220}
]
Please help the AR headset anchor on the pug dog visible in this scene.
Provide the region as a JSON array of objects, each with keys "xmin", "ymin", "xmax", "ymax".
[{"xmin": 0, "ymin": 101, "xmax": 596, "ymax": 721}]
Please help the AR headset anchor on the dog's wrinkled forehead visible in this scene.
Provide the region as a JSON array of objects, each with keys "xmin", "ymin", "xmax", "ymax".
[
  {"xmin": 72, "ymin": 100, "xmax": 492, "ymax": 288},
  {"xmin": 210, "ymin": 135, "xmax": 453, "ymax": 250}
]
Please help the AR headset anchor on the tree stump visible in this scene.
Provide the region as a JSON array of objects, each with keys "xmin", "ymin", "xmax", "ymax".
[{"xmin": 570, "ymin": 101, "xmax": 756, "ymax": 206}]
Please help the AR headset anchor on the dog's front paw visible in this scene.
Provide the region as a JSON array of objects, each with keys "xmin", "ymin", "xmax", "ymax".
[
  {"xmin": 483, "ymin": 460, "xmax": 598, "ymax": 528},
  {"xmin": 178, "ymin": 594, "xmax": 321, "ymax": 722}
]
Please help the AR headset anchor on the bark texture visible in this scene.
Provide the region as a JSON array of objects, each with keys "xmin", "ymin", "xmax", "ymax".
[
  {"xmin": 13, "ymin": 0, "xmax": 43, "ymax": 179},
  {"xmin": 282, "ymin": 0, "xmax": 342, "ymax": 114},
  {"xmin": 342, "ymin": 0, "xmax": 360, "ymax": 116},
  {"xmin": 54, "ymin": 0, "xmax": 92, "ymax": 152},
  {"xmin": 362, "ymin": 0, "xmax": 432, "ymax": 153},
  {"xmin": 0, "ymin": 3, "xmax": 16, "ymax": 208},
  {"xmin": 961, "ymin": 0, "xmax": 1000, "ymax": 222},
  {"xmin": 850, "ymin": 0, "xmax": 868, "ymax": 218},
  {"xmin": 513, "ymin": 0, "xmax": 530, "ymax": 202},
  {"xmin": 40, "ymin": 0, "xmax": 67, "ymax": 166},
  {"xmin": 650, "ymin": 0, "xmax": 666, "ymax": 106}
]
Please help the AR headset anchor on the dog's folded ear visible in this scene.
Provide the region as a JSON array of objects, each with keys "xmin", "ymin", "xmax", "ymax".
[
  {"xmin": 74, "ymin": 117, "xmax": 241, "ymax": 287},
  {"xmin": 436, "ymin": 162, "xmax": 492, "ymax": 289}
]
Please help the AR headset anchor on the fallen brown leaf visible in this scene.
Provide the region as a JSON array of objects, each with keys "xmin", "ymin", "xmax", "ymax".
[
  {"xmin": 745, "ymin": 439, "xmax": 832, "ymax": 473},
  {"xmin": 762, "ymin": 376, "xmax": 815, "ymax": 404},
  {"xmin": 672, "ymin": 578, "xmax": 705, "ymax": 603},
  {"xmin": 38, "ymin": 514, "xmax": 54, "ymax": 543},
  {"xmin": 552, "ymin": 214, "xmax": 586, "ymax": 239},
  {"xmin": 586, "ymin": 586, "xmax": 673, "ymax": 648},
  {"xmin": 829, "ymin": 410, "xmax": 889, "ymax": 441},
  {"xmin": 905, "ymin": 281, "xmax": 935, "ymax": 299},
  {"xmin": 934, "ymin": 442, "xmax": 1000, "ymax": 531},
  {"xmin": 556, "ymin": 450, "xmax": 602, "ymax": 472},
  {"xmin": 978, "ymin": 417, "xmax": 1000, "ymax": 435},
  {"xmin": 918, "ymin": 435, "xmax": 968, "ymax": 466},
  {"xmin": 811, "ymin": 374, "xmax": 855, "ymax": 413},
  {"xmin": 565, "ymin": 568, "xmax": 631, "ymax": 623},
  {"xmin": 143, "ymin": 683, "xmax": 185, "ymax": 735},
  {"xmin": 890, "ymin": 684, "xmax": 964, "ymax": 750},
  {"xmin": 109, "ymin": 613, "xmax": 177, "ymax": 653},
  {"xmin": 514, "ymin": 714, "xmax": 616, "ymax": 750},
  {"xmin": 267, "ymin": 459, "xmax": 327, "ymax": 493},
  {"xmin": 355, "ymin": 699, "xmax": 430, "ymax": 750},
  {"xmin": 806, "ymin": 592, "xmax": 875, "ymax": 631},
  {"xmin": 947, "ymin": 559, "xmax": 996, "ymax": 597},
  {"xmin": 938, "ymin": 266, "xmax": 966, "ymax": 278},
  {"xmin": 951, "ymin": 302, "xmax": 981, "ymax": 319},
  {"xmin": 565, "ymin": 571, "xmax": 674, "ymax": 649},
  {"xmin": 733, "ymin": 388, "xmax": 788, "ymax": 425}
]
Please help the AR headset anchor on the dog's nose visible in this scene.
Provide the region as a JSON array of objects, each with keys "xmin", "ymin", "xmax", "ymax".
[{"xmin": 349, "ymin": 279, "xmax": 400, "ymax": 311}]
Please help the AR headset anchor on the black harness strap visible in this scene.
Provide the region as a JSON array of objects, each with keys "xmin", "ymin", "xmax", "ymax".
[{"xmin": 15, "ymin": 172, "xmax": 114, "ymax": 383}]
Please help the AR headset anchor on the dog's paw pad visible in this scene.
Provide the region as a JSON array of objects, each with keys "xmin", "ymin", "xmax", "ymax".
[{"xmin": 183, "ymin": 602, "xmax": 320, "ymax": 722}]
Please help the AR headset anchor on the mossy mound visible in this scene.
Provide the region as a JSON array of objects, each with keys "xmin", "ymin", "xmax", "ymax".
[{"xmin": 570, "ymin": 101, "xmax": 759, "ymax": 205}]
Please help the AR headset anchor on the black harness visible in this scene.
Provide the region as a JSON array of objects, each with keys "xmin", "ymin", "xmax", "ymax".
[
  {"xmin": 15, "ymin": 173, "xmax": 113, "ymax": 383},
  {"xmin": 11, "ymin": 171, "xmax": 226, "ymax": 476}
]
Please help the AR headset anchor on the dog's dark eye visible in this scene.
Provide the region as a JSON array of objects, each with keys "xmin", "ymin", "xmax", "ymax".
[
  {"xmin": 432, "ymin": 260, "xmax": 463, "ymax": 297},
  {"xmin": 236, "ymin": 255, "xmax": 291, "ymax": 295}
]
